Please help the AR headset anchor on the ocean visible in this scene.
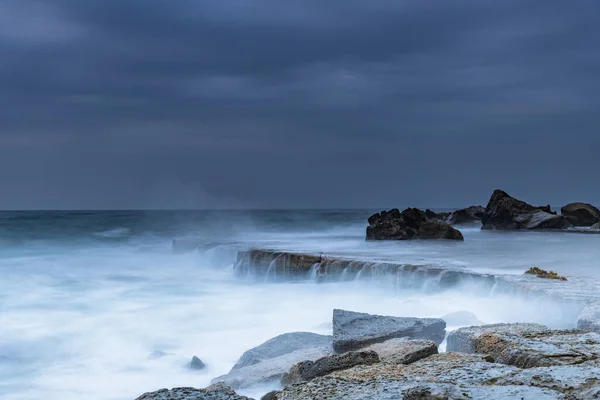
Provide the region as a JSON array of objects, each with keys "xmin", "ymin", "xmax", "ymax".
[{"xmin": 1, "ymin": 210, "xmax": 599, "ymax": 399}]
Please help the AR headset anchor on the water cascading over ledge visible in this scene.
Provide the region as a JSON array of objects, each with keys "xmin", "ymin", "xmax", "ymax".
[{"xmin": 231, "ymin": 249, "xmax": 600, "ymax": 332}]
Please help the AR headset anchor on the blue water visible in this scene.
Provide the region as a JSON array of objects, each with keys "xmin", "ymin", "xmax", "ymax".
[{"xmin": 0, "ymin": 210, "xmax": 598, "ymax": 399}]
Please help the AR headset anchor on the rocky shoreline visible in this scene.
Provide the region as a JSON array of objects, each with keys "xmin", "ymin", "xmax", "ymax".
[
  {"xmin": 134, "ymin": 245, "xmax": 600, "ymax": 399},
  {"xmin": 137, "ymin": 310, "xmax": 600, "ymax": 399}
]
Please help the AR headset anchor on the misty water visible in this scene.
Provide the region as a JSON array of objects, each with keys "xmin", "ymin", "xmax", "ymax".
[{"xmin": 1, "ymin": 210, "xmax": 599, "ymax": 400}]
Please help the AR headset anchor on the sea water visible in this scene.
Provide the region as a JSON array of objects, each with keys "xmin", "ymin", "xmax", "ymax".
[{"xmin": 1, "ymin": 210, "xmax": 598, "ymax": 399}]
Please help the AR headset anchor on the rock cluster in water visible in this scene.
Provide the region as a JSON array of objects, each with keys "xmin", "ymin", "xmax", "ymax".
[
  {"xmin": 366, "ymin": 207, "xmax": 464, "ymax": 241},
  {"xmin": 366, "ymin": 189, "xmax": 600, "ymax": 241}
]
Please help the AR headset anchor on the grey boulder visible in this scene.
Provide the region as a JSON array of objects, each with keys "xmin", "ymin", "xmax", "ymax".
[
  {"xmin": 361, "ymin": 338, "xmax": 438, "ymax": 364},
  {"xmin": 188, "ymin": 356, "xmax": 206, "ymax": 370},
  {"xmin": 446, "ymin": 323, "xmax": 549, "ymax": 353},
  {"xmin": 332, "ymin": 309, "xmax": 446, "ymax": 353}
]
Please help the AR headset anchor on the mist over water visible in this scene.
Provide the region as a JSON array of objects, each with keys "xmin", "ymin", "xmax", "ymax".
[{"xmin": 0, "ymin": 210, "xmax": 597, "ymax": 399}]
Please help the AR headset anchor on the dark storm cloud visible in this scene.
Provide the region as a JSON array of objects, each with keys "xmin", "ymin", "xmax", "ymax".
[{"xmin": 0, "ymin": 0, "xmax": 599, "ymax": 209}]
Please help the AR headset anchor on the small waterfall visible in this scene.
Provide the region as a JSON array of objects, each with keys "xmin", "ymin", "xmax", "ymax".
[
  {"xmin": 340, "ymin": 267, "xmax": 349, "ymax": 281},
  {"xmin": 265, "ymin": 257, "xmax": 279, "ymax": 281},
  {"xmin": 355, "ymin": 266, "xmax": 365, "ymax": 281},
  {"xmin": 489, "ymin": 280, "xmax": 499, "ymax": 295},
  {"xmin": 308, "ymin": 262, "xmax": 321, "ymax": 280}
]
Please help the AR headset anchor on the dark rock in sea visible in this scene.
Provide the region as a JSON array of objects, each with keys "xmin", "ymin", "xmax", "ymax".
[
  {"xmin": 135, "ymin": 382, "xmax": 253, "ymax": 400},
  {"xmin": 188, "ymin": 356, "xmax": 206, "ymax": 370},
  {"xmin": 424, "ymin": 209, "xmax": 451, "ymax": 221},
  {"xmin": 561, "ymin": 202, "xmax": 600, "ymax": 226},
  {"xmin": 230, "ymin": 332, "xmax": 332, "ymax": 370},
  {"xmin": 448, "ymin": 323, "xmax": 600, "ymax": 368},
  {"xmin": 593, "ymin": 222, "xmax": 600, "ymax": 229},
  {"xmin": 212, "ymin": 332, "xmax": 332, "ymax": 389},
  {"xmin": 366, "ymin": 208, "xmax": 463, "ymax": 241},
  {"xmin": 332, "ymin": 309, "xmax": 446, "ymax": 352},
  {"xmin": 446, "ymin": 205, "xmax": 485, "ymax": 225},
  {"xmin": 281, "ymin": 350, "xmax": 380, "ymax": 385},
  {"xmin": 481, "ymin": 189, "xmax": 572, "ymax": 230}
]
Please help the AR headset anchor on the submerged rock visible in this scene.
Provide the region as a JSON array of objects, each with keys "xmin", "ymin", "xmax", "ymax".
[
  {"xmin": 148, "ymin": 350, "xmax": 169, "ymax": 359},
  {"xmin": 481, "ymin": 189, "xmax": 572, "ymax": 230},
  {"xmin": 230, "ymin": 332, "xmax": 332, "ymax": 371},
  {"xmin": 366, "ymin": 208, "xmax": 463, "ymax": 241},
  {"xmin": 281, "ymin": 350, "xmax": 380, "ymax": 385},
  {"xmin": 135, "ymin": 382, "xmax": 252, "ymax": 400},
  {"xmin": 188, "ymin": 356, "xmax": 206, "ymax": 370},
  {"xmin": 561, "ymin": 202, "xmax": 600, "ymax": 226},
  {"xmin": 332, "ymin": 309, "xmax": 446, "ymax": 352}
]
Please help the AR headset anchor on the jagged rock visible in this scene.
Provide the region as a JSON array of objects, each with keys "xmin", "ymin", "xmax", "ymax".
[
  {"xmin": 446, "ymin": 205, "xmax": 485, "ymax": 225},
  {"xmin": 135, "ymin": 382, "xmax": 253, "ymax": 400},
  {"xmin": 448, "ymin": 324, "xmax": 600, "ymax": 368},
  {"xmin": 188, "ymin": 356, "xmax": 206, "ymax": 370},
  {"xmin": 211, "ymin": 346, "xmax": 332, "ymax": 389},
  {"xmin": 424, "ymin": 209, "xmax": 451, "ymax": 221},
  {"xmin": 332, "ymin": 309, "xmax": 446, "ymax": 352},
  {"xmin": 446, "ymin": 323, "xmax": 550, "ymax": 353},
  {"xmin": 281, "ymin": 350, "xmax": 380, "ymax": 385},
  {"xmin": 593, "ymin": 222, "xmax": 600, "ymax": 229},
  {"xmin": 230, "ymin": 332, "xmax": 332, "ymax": 370},
  {"xmin": 481, "ymin": 189, "xmax": 572, "ymax": 230},
  {"xmin": 366, "ymin": 208, "xmax": 463, "ymax": 241},
  {"xmin": 362, "ymin": 338, "xmax": 438, "ymax": 364},
  {"xmin": 561, "ymin": 202, "xmax": 600, "ymax": 226},
  {"xmin": 259, "ymin": 391, "xmax": 278, "ymax": 400}
]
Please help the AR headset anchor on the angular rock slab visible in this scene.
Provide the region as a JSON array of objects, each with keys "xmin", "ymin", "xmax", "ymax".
[
  {"xmin": 211, "ymin": 346, "xmax": 332, "ymax": 389},
  {"xmin": 230, "ymin": 332, "xmax": 332, "ymax": 371},
  {"xmin": 281, "ymin": 350, "xmax": 379, "ymax": 385},
  {"xmin": 135, "ymin": 383, "xmax": 253, "ymax": 400},
  {"xmin": 362, "ymin": 338, "xmax": 438, "ymax": 364},
  {"xmin": 332, "ymin": 309, "xmax": 446, "ymax": 352}
]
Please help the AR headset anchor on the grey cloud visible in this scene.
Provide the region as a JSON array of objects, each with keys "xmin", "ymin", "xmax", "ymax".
[{"xmin": 0, "ymin": 0, "xmax": 599, "ymax": 209}]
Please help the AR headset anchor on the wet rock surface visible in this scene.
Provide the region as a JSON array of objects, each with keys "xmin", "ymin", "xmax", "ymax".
[
  {"xmin": 446, "ymin": 205, "xmax": 485, "ymax": 225},
  {"xmin": 446, "ymin": 323, "xmax": 549, "ymax": 353},
  {"xmin": 332, "ymin": 309, "xmax": 446, "ymax": 352},
  {"xmin": 561, "ymin": 202, "xmax": 600, "ymax": 226},
  {"xmin": 482, "ymin": 189, "xmax": 572, "ymax": 230},
  {"xmin": 366, "ymin": 208, "xmax": 464, "ymax": 241},
  {"xmin": 135, "ymin": 382, "xmax": 253, "ymax": 400}
]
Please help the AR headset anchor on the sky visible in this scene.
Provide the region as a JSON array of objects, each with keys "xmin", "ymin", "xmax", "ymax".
[{"xmin": 0, "ymin": 0, "xmax": 599, "ymax": 209}]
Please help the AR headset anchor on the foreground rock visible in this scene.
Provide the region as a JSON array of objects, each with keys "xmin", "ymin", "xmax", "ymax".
[
  {"xmin": 481, "ymin": 189, "xmax": 572, "ymax": 230},
  {"xmin": 212, "ymin": 332, "xmax": 332, "ymax": 389},
  {"xmin": 135, "ymin": 383, "xmax": 252, "ymax": 400},
  {"xmin": 271, "ymin": 353, "xmax": 564, "ymax": 399},
  {"xmin": 446, "ymin": 205, "xmax": 485, "ymax": 225},
  {"xmin": 448, "ymin": 323, "xmax": 600, "ymax": 368},
  {"xmin": 561, "ymin": 202, "xmax": 600, "ymax": 226},
  {"xmin": 366, "ymin": 208, "xmax": 463, "ymax": 241},
  {"xmin": 361, "ymin": 338, "xmax": 438, "ymax": 364},
  {"xmin": 281, "ymin": 351, "xmax": 379, "ymax": 385},
  {"xmin": 332, "ymin": 309, "xmax": 446, "ymax": 352}
]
